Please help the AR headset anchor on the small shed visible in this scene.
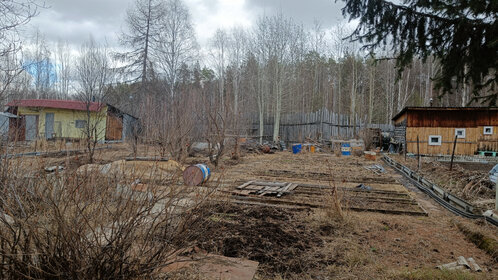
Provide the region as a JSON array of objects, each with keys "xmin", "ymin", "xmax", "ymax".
[
  {"xmin": 6, "ymin": 99, "xmax": 139, "ymax": 142},
  {"xmin": 392, "ymin": 107, "xmax": 498, "ymax": 156},
  {"xmin": 105, "ymin": 104, "xmax": 139, "ymax": 141}
]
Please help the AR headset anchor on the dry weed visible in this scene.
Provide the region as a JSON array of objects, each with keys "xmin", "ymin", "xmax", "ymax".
[
  {"xmin": 391, "ymin": 268, "xmax": 478, "ymax": 280},
  {"xmin": 0, "ymin": 155, "xmax": 217, "ymax": 279}
]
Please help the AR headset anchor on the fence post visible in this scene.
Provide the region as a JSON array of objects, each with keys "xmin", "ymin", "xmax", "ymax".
[
  {"xmin": 417, "ymin": 135, "xmax": 420, "ymax": 171},
  {"xmin": 450, "ymin": 135, "xmax": 458, "ymax": 171},
  {"xmin": 320, "ymin": 108, "xmax": 324, "ymax": 142}
]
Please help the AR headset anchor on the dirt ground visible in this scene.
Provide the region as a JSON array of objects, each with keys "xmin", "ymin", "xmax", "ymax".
[
  {"xmin": 199, "ymin": 151, "xmax": 498, "ymax": 279},
  {"xmin": 5, "ymin": 144, "xmax": 498, "ymax": 279}
]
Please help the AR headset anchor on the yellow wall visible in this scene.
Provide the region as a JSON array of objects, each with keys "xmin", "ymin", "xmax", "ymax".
[{"xmin": 18, "ymin": 106, "xmax": 108, "ymax": 141}]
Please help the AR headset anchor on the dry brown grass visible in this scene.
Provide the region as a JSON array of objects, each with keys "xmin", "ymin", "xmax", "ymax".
[
  {"xmin": 391, "ymin": 268, "xmax": 479, "ymax": 280},
  {"xmin": 454, "ymin": 219, "xmax": 498, "ymax": 262}
]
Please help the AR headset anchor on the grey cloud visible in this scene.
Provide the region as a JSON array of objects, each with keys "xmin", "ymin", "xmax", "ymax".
[
  {"xmin": 23, "ymin": 0, "xmax": 349, "ymax": 49},
  {"xmin": 45, "ymin": 0, "xmax": 127, "ymax": 22},
  {"xmin": 26, "ymin": 0, "xmax": 130, "ymax": 47}
]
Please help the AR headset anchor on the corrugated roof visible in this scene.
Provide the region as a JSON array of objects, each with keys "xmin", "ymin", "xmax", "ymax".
[
  {"xmin": 0, "ymin": 112, "xmax": 19, "ymax": 118},
  {"xmin": 392, "ymin": 106, "xmax": 498, "ymax": 121},
  {"xmin": 6, "ymin": 99, "xmax": 104, "ymax": 112}
]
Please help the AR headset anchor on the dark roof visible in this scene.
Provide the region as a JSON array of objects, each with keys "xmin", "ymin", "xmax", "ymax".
[
  {"xmin": 392, "ymin": 107, "xmax": 498, "ymax": 121},
  {"xmin": 106, "ymin": 104, "xmax": 138, "ymax": 120},
  {"xmin": 6, "ymin": 99, "xmax": 104, "ymax": 112}
]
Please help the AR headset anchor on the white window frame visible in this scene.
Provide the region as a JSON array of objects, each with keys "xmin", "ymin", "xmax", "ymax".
[
  {"xmin": 484, "ymin": 126, "xmax": 493, "ymax": 135},
  {"xmin": 455, "ymin": 128, "xmax": 466, "ymax": 139},
  {"xmin": 428, "ymin": 135, "xmax": 442, "ymax": 146}
]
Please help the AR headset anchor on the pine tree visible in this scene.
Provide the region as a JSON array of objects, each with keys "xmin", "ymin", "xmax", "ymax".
[{"xmin": 340, "ymin": 0, "xmax": 497, "ymax": 104}]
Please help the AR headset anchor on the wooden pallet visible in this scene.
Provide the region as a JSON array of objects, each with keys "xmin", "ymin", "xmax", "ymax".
[{"xmin": 234, "ymin": 180, "xmax": 299, "ymax": 197}]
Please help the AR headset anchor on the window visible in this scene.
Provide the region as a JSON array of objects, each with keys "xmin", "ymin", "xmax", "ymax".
[
  {"xmin": 429, "ymin": 135, "xmax": 442, "ymax": 146},
  {"xmin": 484, "ymin": 126, "xmax": 493, "ymax": 135},
  {"xmin": 455, "ymin": 128, "xmax": 466, "ymax": 139},
  {"xmin": 75, "ymin": 120, "xmax": 87, "ymax": 128}
]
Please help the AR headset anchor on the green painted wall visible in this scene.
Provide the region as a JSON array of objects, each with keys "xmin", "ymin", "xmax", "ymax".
[{"xmin": 18, "ymin": 106, "xmax": 108, "ymax": 141}]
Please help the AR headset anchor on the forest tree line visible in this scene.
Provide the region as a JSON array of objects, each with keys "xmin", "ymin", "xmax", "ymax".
[{"xmin": 0, "ymin": 0, "xmax": 487, "ymax": 145}]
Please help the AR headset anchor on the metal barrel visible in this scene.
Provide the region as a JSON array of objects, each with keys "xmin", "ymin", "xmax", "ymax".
[
  {"xmin": 183, "ymin": 164, "xmax": 211, "ymax": 186},
  {"xmin": 341, "ymin": 143, "xmax": 351, "ymax": 156},
  {"xmin": 292, "ymin": 144, "xmax": 302, "ymax": 154}
]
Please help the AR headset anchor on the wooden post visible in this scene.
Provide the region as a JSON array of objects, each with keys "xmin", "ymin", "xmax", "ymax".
[
  {"xmin": 417, "ymin": 135, "xmax": 420, "ymax": 171},
  {"xmin": 496, "ymin": 180, "xmax": 498, "ymax": 211},
  {"xmin": 404, "ymin": 142, "xmax": 407, "ymax": 161},
  {"xmin": 450, "ymin": 134, "xmax": 458, "ymax": 171}
]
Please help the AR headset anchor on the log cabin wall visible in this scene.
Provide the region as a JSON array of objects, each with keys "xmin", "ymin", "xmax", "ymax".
[{"xmin": 393, "ymin": 108, "xmax": 498, "ymax": 156}]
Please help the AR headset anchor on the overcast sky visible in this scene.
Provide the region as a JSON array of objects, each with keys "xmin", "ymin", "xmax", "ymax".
[{"xmin": 27, "ymin": 0, "xmax": 347, "ymax": 48}]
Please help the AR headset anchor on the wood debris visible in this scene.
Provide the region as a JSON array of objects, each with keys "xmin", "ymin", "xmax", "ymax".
[{"xmin": 436, "ymin": 256, "xmax": 482, "ymax": 272}]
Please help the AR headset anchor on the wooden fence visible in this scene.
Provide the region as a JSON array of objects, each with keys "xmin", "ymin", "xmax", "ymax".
[{"xmin": 250, "ymin": 109, "xmax": 394, "ymax": 142}]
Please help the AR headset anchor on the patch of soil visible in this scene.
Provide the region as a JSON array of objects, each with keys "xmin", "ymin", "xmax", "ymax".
[
  {"xmin": 182, "ymin": 204, "xmax": 325, "ymax": 276},
  {"xmin": 256, "ymin": 169, "xmax": 396, "ymax": 183}
]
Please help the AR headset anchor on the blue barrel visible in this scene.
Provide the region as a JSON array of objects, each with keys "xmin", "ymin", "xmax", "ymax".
[
  {"xmin": 292, "ymin": 144, "xmax": 302, "ymax": 154},
  {"xmin": 183, "ymin": 164, "xmax": 211, "ymax": 186},
  {"xmin": 341, "ymin": 143, "xmax": 351, "ymax": 156},
  {"xmin": 196, "ymin": 164, "xmax": 211, "ymax": 182}
]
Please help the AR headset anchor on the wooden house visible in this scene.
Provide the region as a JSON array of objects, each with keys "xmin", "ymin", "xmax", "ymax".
[
  {"xmin": 6, "ymin": 99, "xmax": 138, "ymax": 142},
  {"xmin": 392, "ymin": 107, "xmax": 498, "ymax": 156}
]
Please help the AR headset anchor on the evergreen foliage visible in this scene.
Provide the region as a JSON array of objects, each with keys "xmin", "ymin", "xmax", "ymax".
[{"xmin": 340, "ymin": 0, "xmax": 497, "ymax": 104}]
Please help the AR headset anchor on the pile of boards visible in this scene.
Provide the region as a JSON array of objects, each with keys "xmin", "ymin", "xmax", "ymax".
[{"xmin": 233, "ymin": 180, "xmax": 298, "ymax": 197}]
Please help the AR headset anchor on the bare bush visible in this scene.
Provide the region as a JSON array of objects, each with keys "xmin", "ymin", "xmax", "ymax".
[{"xmin": 0, "ymin": 157, "xmax": 215, "ymax": 278}]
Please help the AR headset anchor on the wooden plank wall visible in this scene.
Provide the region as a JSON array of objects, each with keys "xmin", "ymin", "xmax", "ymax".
[
  {"xmin": 477, "ymin": 126, "xmax": 498, "ymax": 151},
  {"xmin": 406, "ymin": 127, "xmax": 477, "ymax": 155},
  {"xmin": 407, "ymin": 126, "xmax": 498, "ymax": 155},
  {"xmin": 106, "ymin": 114, "xmax": 123, "ymax": 141},
  {"xmin": 251, "ymin": 108, "xmax": 394, "ymax": 142}
]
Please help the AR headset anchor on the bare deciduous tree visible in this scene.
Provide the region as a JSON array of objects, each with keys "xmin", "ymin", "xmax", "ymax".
[
  {"xmin": 25, "ymin": 29, "xmax": 53, "ymax": 97},
  {"xmin": 75, "ymin": 37, "xmax": 113, "ymax": 163},
  {"xmin": 227, "ymin": 27, "xmax": 247, "ymax": 117},
  {"xmin": 54, "ymin": 39, "xmax": 72, "ymax": 98},
  {"xmin": 0, "ymin": 0, "xmax": 43, "ymax": 102},
  {"xmin": 154, "ymin": 0, "xmax": 197, "ymax": 98}
]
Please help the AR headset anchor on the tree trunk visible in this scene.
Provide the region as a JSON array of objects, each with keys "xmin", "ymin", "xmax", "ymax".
[{"xmin": 368, "ymin": 65, "xmax": 374, "ymax": 123}]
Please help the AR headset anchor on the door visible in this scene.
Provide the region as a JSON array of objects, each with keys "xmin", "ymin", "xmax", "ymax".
[
  {"xmin": 105, "ymin": 113, "xmax": 123, "ymax": 141},
  {"xmin": 25, "ymin": 115, "xmax": 38, "ymax": 141},
  {"xmin": 45, "ymin": 113, "xmax": 54, "ymax": 139}
]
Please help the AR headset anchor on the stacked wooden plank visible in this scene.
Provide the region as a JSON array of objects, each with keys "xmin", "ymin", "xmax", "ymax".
[{"xmin": 234, "ymin": 181, "xmax": 298, "ymax": 197}]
